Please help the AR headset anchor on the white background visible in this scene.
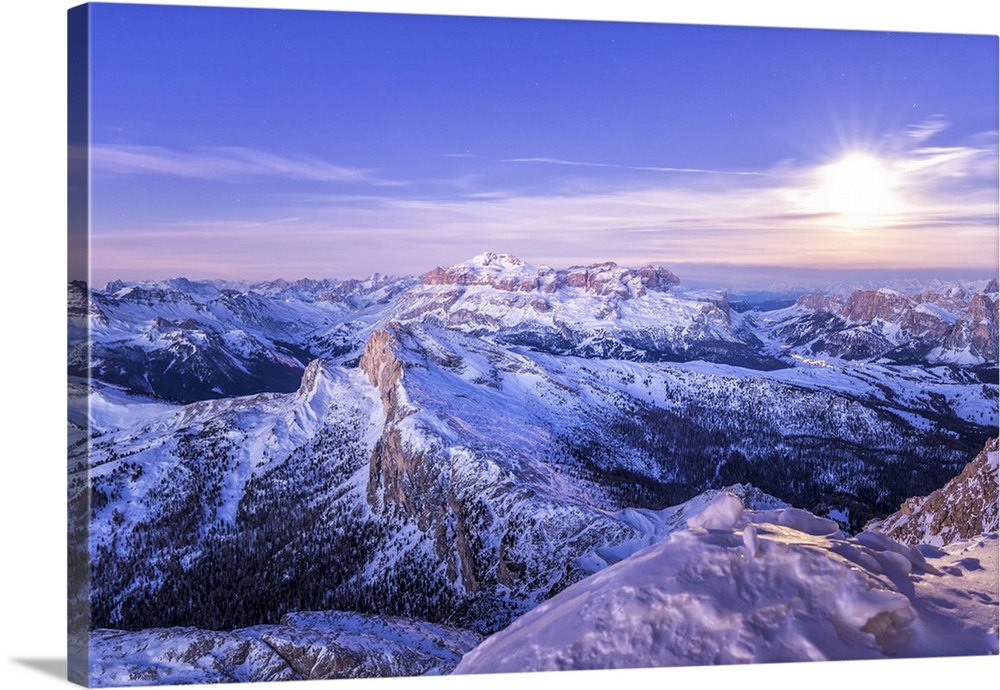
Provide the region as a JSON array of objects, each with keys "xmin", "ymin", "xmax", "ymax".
[{"xmin": 1, "ymin": 1, "xmax": 997, "ymax": 688}]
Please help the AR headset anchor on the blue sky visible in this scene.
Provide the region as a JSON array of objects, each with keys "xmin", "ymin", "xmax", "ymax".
[{"xmin": 84, "ymin": 2, "xmax": 999, "ymax": 287}]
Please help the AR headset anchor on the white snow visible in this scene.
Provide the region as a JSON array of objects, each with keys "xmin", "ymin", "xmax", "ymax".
[
  {"xmin": 685, "ymin": 491, "xmax": 744, "ymax": 530},
  {"xmin": 71, "ymin": 379, "xmax": 178, "ymax": 434},
  {"xmin": 454, "ymin": 492, "xmax": 999, "ymax": 673},
  {"xmin": 88, "ymin": 611, "xmax": 481, "ymax": 686}
]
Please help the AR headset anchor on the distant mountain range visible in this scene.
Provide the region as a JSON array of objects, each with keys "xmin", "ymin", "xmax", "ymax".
[{"xmin": 70, "ymin": 253, "xmax": 999, "ymax": 403}]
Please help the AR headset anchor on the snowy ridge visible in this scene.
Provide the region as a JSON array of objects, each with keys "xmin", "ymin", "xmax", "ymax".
[
  {"xmin": 72, "ymin": 361, "xmax": 387, "ymax": 624},
  {"xmin": 74, "ymin": 257, "xmax": 999, "ymax": 404},
  {"xmin": 75, "ymin": 273, "xmax": 415, "ymax": 402},
  {"xmin": 76, "ymin": 313, "xmax": 997, "ymax": 640},
  {"xmin": 454, "ymin": 491, "xmax": 999, "ymax": 673},
  {"xmin": 398, "ymin": 254, "xmax": 778, "ymax": 369},
  {"xmin": 420, "ymin": 252, "xmax": 681, "ymax": 297},
  {"xmin": 89, "ymin": 609, "xmax": 481, "ymax": 686}
]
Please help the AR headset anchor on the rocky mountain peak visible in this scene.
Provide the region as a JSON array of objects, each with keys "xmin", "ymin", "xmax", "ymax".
[
  {"xmin": 636, "ymin": 263, "xmax": 682, "ymax": 292},
  {"xmin": 296, "ymin": 359, "xmax": 327, "ymax": 396},
  {"xmin": 794, "ymin": 293, "xmax": 842, "ymax": 311},
  {"xmin": 68, "ymin": 281, "xmax": 98, "ymax": 318},
  {"xmin": 359, "ymin": 328, "xmax": 406, "ymax": 413},
  {"xmin": 940, "ymin": 292, "xmax": 999, "ymax": 362},
  {"xmin": 473, "ymin": 251, "xmax": 524, "ymax": 268},
  {"xmin": 780, "ymin": 283, "xmax": 999, "ymax": 365},
  {"xmin": 358, "ymin": 328, "xmax": 429, "ymax": 520},
  {"xmin": 420, "ymin": 254, "xmax": 680, "ymax": 298},
  {"xmin": 839, "ymin": 288, "xmax": 910, "ymax": 323}
]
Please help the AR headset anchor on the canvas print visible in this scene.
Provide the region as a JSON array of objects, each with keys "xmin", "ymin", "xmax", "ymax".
[{"xmin": 67, "ymin": 2, "xmax": 999, "ymax": 687}]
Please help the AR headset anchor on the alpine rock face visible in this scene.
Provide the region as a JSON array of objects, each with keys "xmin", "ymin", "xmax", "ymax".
[
  {"xmin": 758, "ymin": 282, "xmax": 999, "ymax": 367},
  {"xmin": 402, "ymin": 252, "xmax": 780, "ymax": 369},
  {"xmin": 69, "ymin": 254, "xmax": 999, "ymax": 684},
  {"xmin": 867, "ymin": 437, "xmax": 999, "ymax": 546},
  {"xmin": 89, "ymin": 611, "xmax": 481, "ymax": 685}
]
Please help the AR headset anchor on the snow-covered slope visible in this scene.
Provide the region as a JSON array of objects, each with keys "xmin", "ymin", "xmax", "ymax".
[
  {"xmin": 366, "ymin": 319, "xmax": 994, "ymax": 526},
  {"xmin": 89, "ymin": 610, "xmax": 480, "ymax": 686},
  {"xmin": 73, "ymin": 255, "xmax": 998, "ymax": 632},
  {"xmin": 76, "ymin": 319, "xmax": 995, "ymax": 640},
  {"xmin": 454, "ymin": 491, "xmax": 999, "ymax": 673},
  {"xmin": 396, "ymin": 252, "xmax": 783, "ymax": 369}
]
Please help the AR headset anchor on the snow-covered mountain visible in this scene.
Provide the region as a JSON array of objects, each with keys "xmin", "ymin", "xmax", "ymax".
[
  {"xmin": 70, "ymin": 274, "xmax": 414, "ymax": 402},
  {"xmin": 80, "ymin": 471, "xmax": 998, "ymax": 685},
  {"xmin": 87, "ymin": 611, "xmax": 480, "ymax": 686},
  {"xmin": 457, "ymin": 434, "xmax": 1000, "ymax": 671},
  {"xmin": 76, "ymin": 254, "xmax": 999, "ymax": 403},
  {"xmin": 69, "ymin": 254, "xmax": 999, "ymax": 684},
  {"xmin": 73, "ymin": 317, "xmax": 995, "ymax": 632},
  {"xmin": 757, "ymin": 282, "xmax": 999, "ymax": 366},
  {"xmin": 399, "ymin": 252, "xmax": 780, "ymax": 368},
  {"xmin": 76, "ymin": 334, "xmax": 793, "ymax": 638}
]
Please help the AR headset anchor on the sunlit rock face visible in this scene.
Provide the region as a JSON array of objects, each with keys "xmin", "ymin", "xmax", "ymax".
[
  {"xmin": 940, "ymin": 292, "xmax": 999, "ymax": 364},
  {"xmin": 403, "ymin": 254, "xmax": 775, "ymax": 369},
  {"xmin": 767, "ymin": 285, "xmax": 999, "ymax": 364}
]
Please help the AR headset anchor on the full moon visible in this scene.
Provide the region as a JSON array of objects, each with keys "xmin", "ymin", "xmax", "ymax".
[{"xmin": 814, "ymin": 153, "xmax": 900, "ymax": 224}]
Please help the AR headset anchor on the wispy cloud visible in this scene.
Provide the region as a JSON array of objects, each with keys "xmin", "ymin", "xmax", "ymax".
[
  {"xmin": 906, "ymin": 116, "xmax": 950, "ymax": 145},
  {"xmin": 501, "ymin": 156, "xmax": 769, "ymax": 177},
  {"xmin": 90, "ymin": 144, "xmax": 401, "ymax": 185}
]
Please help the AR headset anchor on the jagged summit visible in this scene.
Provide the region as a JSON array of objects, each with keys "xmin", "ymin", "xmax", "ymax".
[
  {"xmin": 768, "ymin": 284, "xmax": 999, "ymax": 364},
  {"xmin": 421, "ymin": 252, "xmax": 543, "ymax": 291},
  {"xmin": 471, "ymin": 251, "xmax": 526, "ymax": 267},
  {"xmin": 420, "ymin": 253, "xmax": 680, "ymax": 297},
  {"xmin": 296, "ymin": 359, "xmax": 327, "ymax": 396},
  {"xmin": 394, "ymin": 255, "xmax": 765, "ymax": 368}
]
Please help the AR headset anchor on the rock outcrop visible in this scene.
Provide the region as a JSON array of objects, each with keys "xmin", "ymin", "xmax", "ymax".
[
  {"xmin": 358, "ymin": 327, "xmax": 482, "ymax": 592},
  {"xmin": 867, "ymin": 437, "xmax": 999, "ymax": 546},
  {"xmin": 940, "ymin": 292, "xmax": 999, "ymax": 363}
]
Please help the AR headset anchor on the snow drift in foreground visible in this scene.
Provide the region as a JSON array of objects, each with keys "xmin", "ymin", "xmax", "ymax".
[{"xmin": 454, "ymin": 492, "xmax": 998, "ymax": 674}]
